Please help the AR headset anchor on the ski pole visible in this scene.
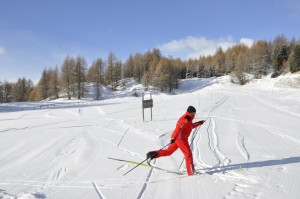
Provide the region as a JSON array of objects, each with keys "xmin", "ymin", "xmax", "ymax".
[{"xmin": 123, "ymin": 142, "xmax": 171, "ymax": 176}]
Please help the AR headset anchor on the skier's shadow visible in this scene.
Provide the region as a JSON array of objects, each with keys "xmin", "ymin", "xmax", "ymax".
[
  {"xmin": 201, "ymin": 156, "xmax": 300, "ymax": 174},
  {"xmin": 0, "ymin": 189, "xmax": 46, "ymax": 199}
]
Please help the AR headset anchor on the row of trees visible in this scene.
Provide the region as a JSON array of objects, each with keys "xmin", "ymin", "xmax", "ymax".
[
  {"xmin": 0, "ymin": 78, "xmax": 34, "ymax": 103},
  {"xmin": 185, "ymin": 35, "xmax": 300, "ymax": 84},
  {"xmin": 1, "ymin": 35, "xmax": 300, "ymax": 102}
]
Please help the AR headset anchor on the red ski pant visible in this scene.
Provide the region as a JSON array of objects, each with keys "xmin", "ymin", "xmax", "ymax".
[{"xmin": 156, "ymin": 140, "xmax": 195, "ymax": 175}]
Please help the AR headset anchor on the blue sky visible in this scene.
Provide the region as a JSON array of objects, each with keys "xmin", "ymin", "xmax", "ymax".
[{"xmin": 0, "ymin": 0, "xmax": 299, "ymax": 83}]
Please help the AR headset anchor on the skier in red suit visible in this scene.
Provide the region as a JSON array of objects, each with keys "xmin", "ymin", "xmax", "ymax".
[{"xmin": 147, "ymin": 106, "xmax": 205, "ymax": 176}]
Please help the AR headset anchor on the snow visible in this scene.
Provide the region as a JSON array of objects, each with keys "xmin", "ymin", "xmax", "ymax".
[{"xmin": 1, "ymin": 75, "xmax": 300, "ymax": 199}]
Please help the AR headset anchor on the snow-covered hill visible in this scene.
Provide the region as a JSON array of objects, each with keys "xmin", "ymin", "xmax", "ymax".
[{"xmin": 0, "ymin": 75, "xmax": 300, "ymax": 199}]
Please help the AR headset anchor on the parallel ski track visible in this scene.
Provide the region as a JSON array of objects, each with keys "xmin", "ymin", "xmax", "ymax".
[
  {"xmin": 197, "ymin": 96, "xmax": 230, "ymax": 168},
  {"xmin": 207, "ymin": 118, "xmax": 231, "ymax": 166},
  {"xmin": 191, "ymin": 95, "xmax": 230, "ymax": 169}
]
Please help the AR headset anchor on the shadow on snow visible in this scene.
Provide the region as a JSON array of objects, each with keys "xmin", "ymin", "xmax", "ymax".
[{"xmin": 201, "ymin": 156, "xmax": 300, "ymax": 174}]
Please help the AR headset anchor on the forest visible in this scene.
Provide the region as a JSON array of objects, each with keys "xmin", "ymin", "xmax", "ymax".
[{"xmin": 1, "ymin": 35, "xmax": 300, "ymax": 103}]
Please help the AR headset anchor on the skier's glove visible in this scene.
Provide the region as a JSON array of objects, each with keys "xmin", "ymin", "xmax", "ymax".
[
  {"xmin": 199, "ymin": 120, "xmax": 205, "ymax": 124},
  {"xmin": 195, "ymin": 120, "xmax": 205, "ymax": 125},
  {"xmin": 170, "ymin": 138, "xmax": 176, "ymax": 144}
]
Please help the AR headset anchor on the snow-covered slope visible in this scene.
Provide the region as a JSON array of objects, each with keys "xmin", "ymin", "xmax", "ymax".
[{"xmin": 0, "ymin": 75, "xmax": 300, "ymax": 199}]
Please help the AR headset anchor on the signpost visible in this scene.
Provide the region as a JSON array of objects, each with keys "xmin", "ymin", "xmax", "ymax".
[{"xmin": 142, "ymin": 93, "xmax": 153, "ymax": 121}]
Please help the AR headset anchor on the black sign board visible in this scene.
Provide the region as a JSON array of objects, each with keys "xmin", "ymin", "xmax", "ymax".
[
  {"xmin": 142, "ymin": 93, "xmax": 153, "ymax": 121},
  {"xmin": 142, "ymin": 99, "xmax": 153, "ymax": 109}
]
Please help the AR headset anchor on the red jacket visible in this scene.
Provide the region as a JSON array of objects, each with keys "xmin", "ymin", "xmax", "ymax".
[{"xmin": 171, "ymin": 112, "xmax": 201, "ymax": 141}]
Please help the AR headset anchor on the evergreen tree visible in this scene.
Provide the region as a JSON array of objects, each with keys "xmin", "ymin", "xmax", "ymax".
[
  {"xmin": 0, "ymin": 81, "xmax": 3, "ymax": 103},
  {"xmin": 152, "ymin": 48, "xmax": 162, "ymax": 60},
  {"xmin": 197, "ymin": 62, "xmax": 205, "ymax": 78},
  {"xmin": 186, "ymin": 58, "xmax": 197, "ymax": 78},
  {"xmin": 208, "ymin": 66, "xmax": 215, "ymax": 77},
  {"xmin": 171, "ymin": 58, "xmax": 183, "ymax": 88},
  {"xmin": 289, "ymin": 37, "xmax": 297, "ymax": 52},
  {"xmin": 289, "ymin": 44, "xmax": 300, "ymax": 73},
  {"xmin": 271, "ymin": 35, "xmax": 290, "ymax": 77},
  {"xmin": 248, "ymin": 40, "xmax": 271, "ymax": 78},
  {"xmin": 272, "ymin": 44, "xmax": 290, "ymax": 77},
  {"xmin": 3, "ymin": 81, "xmax": 13, "ymax": 103}
]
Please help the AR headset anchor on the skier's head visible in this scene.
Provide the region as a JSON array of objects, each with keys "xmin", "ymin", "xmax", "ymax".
[{"xmin": 187, "ymin": 106, "xmax": 196, "ymax": 115}]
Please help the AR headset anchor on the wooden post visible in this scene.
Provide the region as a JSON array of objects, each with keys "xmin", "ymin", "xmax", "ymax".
[
  {"xmin": 142, "ymin": 93, "xmax": 145, "ymax": 121},
  {"xmin": 150, "ymin": 93, "xmax": 152, "ymax": 121}
]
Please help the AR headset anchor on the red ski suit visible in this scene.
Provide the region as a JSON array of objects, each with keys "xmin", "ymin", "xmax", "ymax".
[{"xmin": 156, "ymin": 112, "xmax": 202, "ymax": 175}]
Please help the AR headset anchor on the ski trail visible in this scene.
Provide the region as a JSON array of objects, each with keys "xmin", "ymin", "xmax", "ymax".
[
  {"xmin": 0, "ymin": 127, "xmax": 29, "ymax": 132},
  {"xmin": 192, "ymin": 95, "xmax": 230, "ymax": 169},
  {"xmin": 192, "ymin": 127, "xmax": 211, "ymax": 169},
  {"xmin": 93, "ymin": 181, "xmax": 106, "ymax": 199},
  {"xmin": 99, "ymin": 135, "xmax": 141, "ymax": 158},
  {"xmin": 232, "ymin": 114, "xmax": 300, "ymax": 145},
  {"xmin": 190, "ymin": 127, "xmax": 202, "ymax": 167},
  {"xmin": 221, "ymin": 88, "xmax": 300, "ymax": 118},
  {"xmin": 117, "ymin": 128, "xmax": 129, "ymax": 147},
  {"xmin": 250, "ymin": 91, "xmax": 300, "ymax": 118},
  {"xmin": 232, "ymin": 115, "xmax": 300, "ymax": 153},
  {"xmin": 261, "ymin": 127, "xmax": 300, "ymax": 154},
  {"xmin": 202, "ymin": 95, "xmax": 230, "ymax": 120},
  {"xmin": 207, "ymin": 119, "xmax": 231, "ymax": 166},
  {"xmin": 236, "ymin": 131, "xmax": 250, "ymax": 161},
  {"xmin": 135, "ymin": 168, "xmax": 153, "ymax": 199}
]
